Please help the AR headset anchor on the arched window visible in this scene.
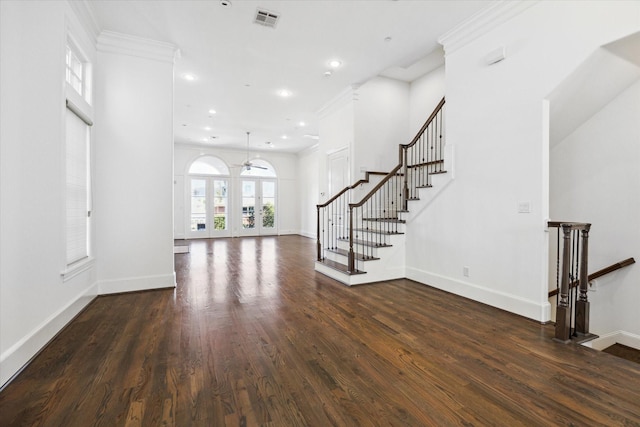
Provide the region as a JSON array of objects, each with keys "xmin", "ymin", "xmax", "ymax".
[
  {"xmin": 188, "ymin": 155, "xmax": 229, "ymax": 175},
  {"xmin": 240, "ymin": 159, "xmax": 276, "ymax": 177}
]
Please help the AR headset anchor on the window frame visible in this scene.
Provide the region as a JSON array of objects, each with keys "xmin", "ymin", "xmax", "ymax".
[{"xmin": 61, "ymin": 33, "xmax": 94, "ymax": 281}]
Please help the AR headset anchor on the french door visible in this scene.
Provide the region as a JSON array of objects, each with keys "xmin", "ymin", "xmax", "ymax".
[
  {"xmin": 187, "ymin": 176, "xmax": 230, "ymax": 238},
  {"xmin": 239, "ymin": 178, "xmax": 277, "ymax": 236}
]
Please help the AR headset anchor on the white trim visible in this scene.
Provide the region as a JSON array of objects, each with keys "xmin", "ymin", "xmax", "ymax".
[
  {"xmin": 438, "ymin": 1, "xmax": 538, "ymax": 56},
  {"xmin": 406, "ymin": 267, "xmax": 551, "ymax": 322},
  {"xmin": 299, "ymin": 230, "xmax": 315, "ymax": 239},
  {"xmin": 582, "ymin": 330, "xmax": 640, "ymax": 351},
  {"xmin": 97, "ymin": 31, "xmax": 179, "ymax": 64},
  {"xmin": 61, "ymin": 256, "xmax": 95, "ymax": 282},
  {"xmin": 0, "ymin": 283, "xmax": 98, "ymax": 388},
  {"xmin": 317, "ymin": 85, "xmax": 358, "ymax": 119},
  {"xmin": 97, "ymin": 273, "xmax": 176, "ymax": 295},
  {"xmin": 67, "ymin": 0, "xmax": 100, "ymax": 44}
]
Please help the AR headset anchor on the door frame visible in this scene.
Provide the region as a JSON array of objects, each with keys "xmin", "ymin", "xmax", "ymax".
[
  {"xmin": 185, "ymin": 175, "xmax": 231, "ymax": 239},
  {"xmin": 237, "ymin": 177, "xmax": 278, "ymax": 237}
]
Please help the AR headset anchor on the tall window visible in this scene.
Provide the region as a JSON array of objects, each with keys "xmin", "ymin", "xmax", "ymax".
[
  {"xmin": 187, "ymin": 156, "xmax": 230, "ymax": 238},
  {"xmin": 65, "ymin": 109, "xmax": 90, "ymax": 265},
  {"xmin": 64, "ymin": 38, "xmax": 93, "ymax": 272}
]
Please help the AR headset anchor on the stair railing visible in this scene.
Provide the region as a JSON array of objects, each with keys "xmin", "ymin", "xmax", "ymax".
[
  {"xmin": 548, "ymin": 221, "xmax": 591, "ymax": 342},
  {"xmin": 316, "ymin": 172, "xmax": 388, "ymax": 262},
  {"xmin": 316, "ymin": 98, "xmax": 445, "ymax": 273}
]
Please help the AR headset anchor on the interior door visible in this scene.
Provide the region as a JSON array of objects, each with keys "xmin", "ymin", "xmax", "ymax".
[
  {"xmin": 239, "ymin": 178, "xmax": 277, "ymax": 236},
  {"xmin": 187, "ymin": 176, "xmax": 230, "ymax": 238},
  {"xmin": 328, "ymin": 148, "xmax": 349, "ymax": 198}
]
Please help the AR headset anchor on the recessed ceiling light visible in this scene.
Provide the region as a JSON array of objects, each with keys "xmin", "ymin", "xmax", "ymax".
[
  {"xmin": 220, "ymin": 0, "xmax": 232, "ymax": 7},
  {"xmin": 328, "ymin": 59, "xmax": 342, "ymax": 68},
  {"xmin": 204, "ymin": 126, "xmax": 212, "ymax": 131},
  {"xmin": 281, "ymin": 134, "xmax": 288, "ymax": 140},
  {"xmin": 324, "ymin": 70, "xmax": 333, "ymax": 77},
  {"xmin": 208, "ymin": 109, "xmax": 216, "ymax": 115},
  {"xmin": 304, "ymin": 134, "xmax": 320, "ymax": 140},
  {"xmin": 278, "ymin": 89, "xmax": 292, "ymax": 98},
  {"xmin": 298, "ymin": 121, "xmax": 306, "ymax": 127},
  {"xmin": 202, "ymin": 138, "xmax": 208, "ymax": 142},
  {"xmin": 182, "ymin": 73, "xmax": 197, "ymax": 81}
]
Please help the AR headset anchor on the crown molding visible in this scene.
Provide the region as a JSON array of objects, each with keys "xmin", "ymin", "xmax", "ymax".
[
  {"xmin": 67, "ymin": 0, "xmax": 101, "ymax": 44},
  {"xmin": 317, "ymin": 85, "xmax": 359, "ymax": 119},
  {"xmin": 97, "ymin": 31, "xmax": 180, "ymax": 64},
  {"xmin": 438, "ymin": 1, "xmax": 538, "ymax": 56}
]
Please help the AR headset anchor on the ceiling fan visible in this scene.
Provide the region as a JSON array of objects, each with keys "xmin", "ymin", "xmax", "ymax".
[{"xmin": 233, "ymin": 131, "xmax": 267, "ymax": 171}]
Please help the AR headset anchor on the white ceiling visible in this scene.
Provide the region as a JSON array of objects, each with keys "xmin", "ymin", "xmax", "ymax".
[{"xmin": 88, "ymin": 0, "xmax": 492, "ymax": 153}]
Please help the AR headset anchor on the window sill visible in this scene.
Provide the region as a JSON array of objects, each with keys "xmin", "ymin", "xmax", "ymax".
[{"xmin": 61, "ymin": 257, "xmax": 95, "ymax": 282}]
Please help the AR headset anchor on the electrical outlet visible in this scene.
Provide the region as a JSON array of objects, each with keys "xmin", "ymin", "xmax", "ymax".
[{"xmin": 463, "ymin": 266, "xmax": 470, "ymax": 277}]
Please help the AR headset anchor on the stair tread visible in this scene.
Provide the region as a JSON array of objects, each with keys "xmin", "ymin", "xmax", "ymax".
[
  {"xmin": 326, "ymin": 248, "xmax": 380, "ymax": 261},
  {"xmin": 353, "ymin": 228, "xmax": 404, "ymax": 235},
  {"xmin": 317, "ymin": 258, "xmax": 366, "ymax": 275},
  {"xmin": 363, "ymin": 218, "xmax": 406, "ymax": 223},
  {"xmin": 407, "ymin": 159, "xmax": 444, "ymax": 169},
  {"xmin": 337, "ymin": 237, "xmax": 392, "ymax": 248}
]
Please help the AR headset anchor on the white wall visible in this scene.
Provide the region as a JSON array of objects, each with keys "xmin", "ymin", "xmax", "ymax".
[
  {"xmin": 317, "ymin": 92, "xmax": 356, "ymax": 202},
  {"xmin": 405, "ymin": 1, "xmax": 640, "ymax": 322},
  {"xmin": 94, "ymin": 32, "xmax": 177, "ymax": 294},
  {"xmin": 410, "ymin": 65, "xmax": 446, "ymax": 134},
  {"xmin": 354, "ymin": 77, "xmax": 410, "ymax": 174},
  {"xmin": 551, "ymin": 80, "xmax": 640, "ymax": 337},
  {"xmin": 174, "ymin": 144, "xmax": 300, "ymax": 238},
  {"xmin": 297, "ymin": 145, "xmax": 320, "ymax": 238},
  {"xmin": 0, "ymin": 1, "xmax": 99, "ymax": 387}
]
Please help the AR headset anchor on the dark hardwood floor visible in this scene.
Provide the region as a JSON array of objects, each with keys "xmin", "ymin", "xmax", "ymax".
[{"xmin": 1, "ymin": 235, "xmax": 639, "ymax": 426}]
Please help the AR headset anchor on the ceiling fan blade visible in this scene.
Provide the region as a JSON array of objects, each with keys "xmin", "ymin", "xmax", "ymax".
[{"xmin": 252, "ymin": 165, "xmax": 268, "ymax": 170}]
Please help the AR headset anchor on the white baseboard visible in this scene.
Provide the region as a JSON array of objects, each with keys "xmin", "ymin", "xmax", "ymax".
[
  {"xmin": 0, "ymin": 283, "xmax": 98, "ymax": 388},
  {"xmin": 299, "ymin": 230, "xmax": 315, "ymax": 239},
  {"xmin": 97, "ymin": 273, "xmax": 176, "ymax": 295},
  {"xmin": 406, "ymin": 267, "xmax": 551, "ymax": 322},
  {"xmin": 582, "ymin": 330, "xmax": 640, "ymax": 351}
]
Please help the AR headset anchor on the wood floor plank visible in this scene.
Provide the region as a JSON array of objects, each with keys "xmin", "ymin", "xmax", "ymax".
[{"xmin": 1, "ymin": 235, "xmax": 639, "ymax": 426}]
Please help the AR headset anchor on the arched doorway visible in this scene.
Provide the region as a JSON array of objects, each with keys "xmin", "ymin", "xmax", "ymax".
[
  {"xmin": 187, "ymin": 155, "xmax": 230, "ymax": 238},
  {"xmin": 237, "ymin": 159, "xmax": 278, "ymax": 237}
]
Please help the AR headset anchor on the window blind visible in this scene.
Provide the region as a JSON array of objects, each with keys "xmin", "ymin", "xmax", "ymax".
[{"xmin": 65, "ymin": 107, "xmax": 90, "ymax": 265}]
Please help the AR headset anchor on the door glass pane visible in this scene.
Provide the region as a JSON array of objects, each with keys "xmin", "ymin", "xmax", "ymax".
[
  {"xmin": 262, "ymin": 181, "xmax": 276, "ymax": 229},
  {"xmin": 242, "ymin": 180, "xmax": 256, "ymax": 229},
  {"xmin": 213, "ymin": 179, "xmax": 227, "ymax": 231},
  {"xmin": 191, "ymin": 179, "xmax": 206, "ymax": 231}
]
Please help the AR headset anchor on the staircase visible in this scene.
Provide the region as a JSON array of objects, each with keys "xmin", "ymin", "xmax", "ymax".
[{"xmin": 315, "ymin": 98, "xmax": 446, "ymax": 285}]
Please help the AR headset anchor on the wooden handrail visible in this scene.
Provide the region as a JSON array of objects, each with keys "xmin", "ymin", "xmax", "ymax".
[
  {"xmin": 548, "ymin": 257, "xmax": 636, "ymax": 298},
  {"xmin": 548, "ymin": 221, "xmax": 591, "ymax": 230},
  {"xmin": 350, "ymin": 97, "xmax": 445, "ymax": 209},
  {"xmin": 588, "ymin": 257, "xmax": 635, "ymax": 281},
  {"xmin": 317, "ymin": 170, "xmax": 393, "ymax": 209}
]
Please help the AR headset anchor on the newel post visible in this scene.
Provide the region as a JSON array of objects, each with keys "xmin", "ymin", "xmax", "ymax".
[
  {"xmin": 348, "ymin": 205, "xmax": 355, "ymax": 273},
  {"xmin": 402, "ymin": 147, "xmax": 409, "ymax": 211},
  {"xmin": 316, "ymin": 205, "xmax": 322, "ymax": 261},
  {"xmin": 575, "ymin": 224, "xmax": 591, "ymax": 335},
  {"xmin": 555, "ymin": 224, "xmax": 572, "ymax": 342}
]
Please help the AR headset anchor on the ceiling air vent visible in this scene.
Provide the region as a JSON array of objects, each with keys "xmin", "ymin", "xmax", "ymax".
[{"xmin": 254, "ymin": 9, "xmax": 279, "ymax": 28}]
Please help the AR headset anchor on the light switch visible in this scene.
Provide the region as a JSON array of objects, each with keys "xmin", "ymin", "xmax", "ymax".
[{"xmin": 518, "ymin": 201, "xmax": 531, "ymax": 213}]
